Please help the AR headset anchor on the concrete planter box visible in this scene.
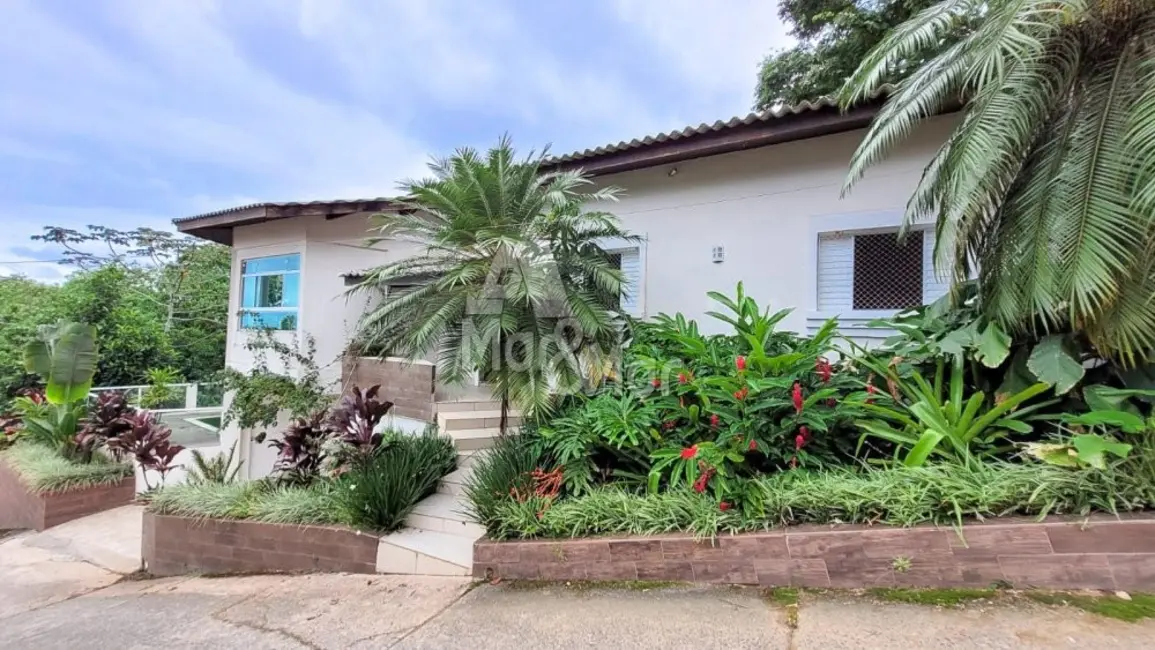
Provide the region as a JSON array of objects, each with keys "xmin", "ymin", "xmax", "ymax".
[
  {"xmin": 0, "ymin": 458, "xmax": 135, "ymax": 531},
  {"xmin": 143, "ymin": 511, "xmax": 378, "ymax": 576},
  {"xmin": 473, "ymin": 514, "xmax": 1155, "ymax": 591}
]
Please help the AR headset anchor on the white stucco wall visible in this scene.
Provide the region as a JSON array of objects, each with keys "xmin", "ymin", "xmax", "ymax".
[
  {"xmin": 591, "ymin": 114, "xmax": 958, "ymax": 335},
  {"xmin": 221, "ymin": 211, "xmax": 420, "ymax": 478}
]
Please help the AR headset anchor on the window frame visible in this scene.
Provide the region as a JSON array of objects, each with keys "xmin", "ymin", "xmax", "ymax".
[{"xmin": 238, "ymin": 253, "xmax": 301, "ymax": 331}]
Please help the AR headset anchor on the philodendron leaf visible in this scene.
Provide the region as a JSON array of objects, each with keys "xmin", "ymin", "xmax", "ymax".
[
  {"xmin": 1023, "ymin": 442, "xmax": 1081, "ymax": 467},
  {"xmin": 976, "ymin": 322, "xmax": 1012, "ymax": 368},
  {"xmin": 1027, "ymin": 335, "xmax": 1084, "ymax": 395},
  {"xmin": 1071, "ymin": 434, "xmax": 1132, "ymax": 469}
]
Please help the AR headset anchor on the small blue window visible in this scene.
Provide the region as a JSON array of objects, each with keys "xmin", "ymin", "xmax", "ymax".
[{"xmin": 239, "ymin": 254, "xmax": 300, "ymax": 330}]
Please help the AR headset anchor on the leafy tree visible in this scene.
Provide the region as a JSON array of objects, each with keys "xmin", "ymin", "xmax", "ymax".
[
  {"xmin": 55, "ymin": 266, "xmax": 174, "ymax": 386},
  {"xmin": 33, "ymin": 225, "xmax": 229, "ymax": 381},
  {"xmin": 754, "ymin": 0, "xmax": 952, "ymax": 108},
  {"xmin": 841, "ymin": 0, "xmax": 1155, "ymax": 365},
  {"xmin": 0, "ymin": 277, "xmax": 61, "ymax": 404},
  {"xmin": 351, "ymin": 136, "xmax": 635, "ymax": 427}
]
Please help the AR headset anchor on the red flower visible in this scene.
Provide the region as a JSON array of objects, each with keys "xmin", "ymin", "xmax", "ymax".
[
  {"xmin": 795, "ymin": 434, "xmax": 805, "ymax": 450},
  {"xmin": 748, "ymin": 439, "xmax": 757, "ymax": 452},
  {"xmin": 651, "ymin": 377, "xmax": 662, "ymax": 389},
  {"xmin": 680, "ymin": 445, "xmax": 698, "ymax": 460},
  {"xmin": 678, "ymin": 372, "xmax": 689, "ymax": 384},
  {"xmin": 664, "ymin": 420, "xmax": 676, "ymax": 431},
  {"xmin": 733, "ymin": 387, "xmax": 749, "ymax": 401},
  {"xmin": 866, "ymin": 381, "xmax": 877, "ymax": 405},
  {"xmin": 815, "ymin": 358, "xmax": 832, "ymax": 383},
  {"xmin": 736, "ymin": 356, "xmax": 747, "ymax": 372},
  {"xmin": 719, "ymin": 502, "xmax": 732, "ymax": 512},
  {"xmin": 709, "ymin": 414, "xmax": 720, "ymax": 428},
  {"xmin": 792, "ymin": 382, "xmax": 804, "ymax": 414},
  {"xmin": 827, "ymin": 397, "xmax": 837, "ymax": 408},
  {"xmin": 692, "ymin": 467, "xmax": 715, "ymax": 493},
  {"xmin": 799, "ymin": 426, "xmax": 811, "ymax": 442}
]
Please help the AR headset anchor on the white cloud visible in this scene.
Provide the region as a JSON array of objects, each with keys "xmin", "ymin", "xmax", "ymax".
[{"xmin": 612, "ymin": 0, "xmax": 794, "ymax": 116}]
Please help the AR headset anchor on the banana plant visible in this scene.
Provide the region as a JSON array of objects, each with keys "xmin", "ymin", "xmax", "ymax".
[
  {"xmin": 852, "ymin": 355, "xmax": 1053, "ymax": 466},
  {"xmin": 23, "ymin": 321, "xmax": 99, "ymax": 405}
]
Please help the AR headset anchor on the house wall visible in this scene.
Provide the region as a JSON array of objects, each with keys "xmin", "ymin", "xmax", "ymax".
[
  {"xmin": 592, "ymin": 113, "xmax": 959, "ymax": 336},
  {"xmin": 222, "ymin": 213, "xmax": 421, "ymax": 478}
]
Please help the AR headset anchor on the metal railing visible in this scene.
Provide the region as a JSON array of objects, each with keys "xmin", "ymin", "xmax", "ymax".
[{"xmin": 88, "ymin": 382, "xmax": 224, "ymax": 413}]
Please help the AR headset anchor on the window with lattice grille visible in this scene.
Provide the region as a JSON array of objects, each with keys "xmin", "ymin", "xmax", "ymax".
[{"xmin": 851, "ymin": 231, "xmax": 924, "ymax": 310}]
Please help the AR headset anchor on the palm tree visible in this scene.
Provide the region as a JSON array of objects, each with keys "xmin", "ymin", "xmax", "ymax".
[
  {"xmin": 840, "ymin": 0, "xmax": 1155, "ymax": 364},
  {"xmin": 351, "ymin": 136, "xmax": 636, "ymax": 429}
]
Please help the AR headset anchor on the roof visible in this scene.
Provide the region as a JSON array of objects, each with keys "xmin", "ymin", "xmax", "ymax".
[
  {"xmin": 539, "ymin": 84, "xmax": 899, "ymax": 175},
  {"xmin": 177, "ymin": 86, "xmax": 901, "ymax": 244},
  {"xmin": 175, "ymin": 198, "xmax": 403, "ymax": 245}
]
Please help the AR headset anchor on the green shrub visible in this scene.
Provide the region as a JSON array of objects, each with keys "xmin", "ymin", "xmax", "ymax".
[
  {"xmin": 185, "ymin": 442, "xmax": 243, "ymax": 485},
  {"xmin": 463, "ymin": 431, "xmax": 549, "ymax": 529},
  {"xmin": 483, "ymin": 459, "xmax": 1155, "ymax": 540},
  {"xmin": 3, "ymin": 443, "xmax": 132, "ymax": 494},
  {"xmin": 329, "ymin": 431, "xmax": 456, "ymax": 532},
  {"xmin": 247, "ymin": 483, "xmax": 340, "ymax": 525},
  {"xmin": 148, "ymin": 481, "xmax": 267, "ymax": 519}
]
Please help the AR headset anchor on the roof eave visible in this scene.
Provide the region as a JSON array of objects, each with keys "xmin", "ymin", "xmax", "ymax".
[
  {"xmin": 542, "ymin": 103, "xmax": 880, "ymax": 177},
  {"xmin": 175, "ymin": 199, "xmax": 402, "ymax": 245}
]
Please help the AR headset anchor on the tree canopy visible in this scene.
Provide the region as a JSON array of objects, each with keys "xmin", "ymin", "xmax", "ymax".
[
  {"xmin": 754, "ymin": 0, "xmax": 944, "ymax": 109},
  {"xmin": 2, "ymin": 227, "xmax": 230, "ymax": 404}
]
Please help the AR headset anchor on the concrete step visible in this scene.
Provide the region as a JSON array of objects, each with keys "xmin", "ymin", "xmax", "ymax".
[
  {"xmin": 435, "ymin": 400, "xmax": 502, "ymax": 413},
  {"xmin": 405, "ymin": 493, "xmax": 485, "ymax": 538},
  {"xmin": 447, "ymin": 428, "xmax": 500, "ymax": 452},
  {"xmin": 376, "ymin": 528, "xmax": 478, "ymax": 576},
  {"xmin": 437, "ymin": 464, "xmax": 474, "ymax": 496},
  {"xmin": 436, "ymin": 409, "xmax": 522, "ymax": 432}
]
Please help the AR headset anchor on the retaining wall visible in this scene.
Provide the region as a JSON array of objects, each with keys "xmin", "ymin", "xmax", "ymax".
[
  {"xmin": 342, "ymin": 357, "xmax": 435, "ymax": 421},
  {"xmin": 143, "ymin": 511, "xmax": 378, "ymax": 576},
  {"xmin": 473, "ymin": 515, "xmax": 1155, "ymax": 591},
  {"xmin": 0, "ymin": 458, "xmax": 135, "ymax": 531}
]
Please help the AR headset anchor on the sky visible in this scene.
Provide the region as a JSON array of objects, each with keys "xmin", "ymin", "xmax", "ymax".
[{"xmin": 0, "ymin": 0, "xmax": 792, "ymax": 281}]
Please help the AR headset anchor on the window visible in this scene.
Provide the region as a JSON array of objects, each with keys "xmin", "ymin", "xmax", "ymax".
[
  {"xmin": 852, "ymin": 231, "xmax": 923, "ymax": 310},
  {"xmin": 817, "ymin": 229, "xmax": 940, "ymax": 313},
  {"xmin": 239, "ymin": 254, "xmax": 300, "ymax": 330}
]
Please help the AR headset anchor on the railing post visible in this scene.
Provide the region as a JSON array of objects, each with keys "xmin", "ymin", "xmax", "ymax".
[{"xmin": 185, "ymin": 383, "xmax": 199, "ymax": 410}]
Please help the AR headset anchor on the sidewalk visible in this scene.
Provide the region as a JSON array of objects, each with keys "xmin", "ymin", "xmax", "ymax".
[
  {"xmin": 3, "ymin": 507, "xmax": 1154, "ymax": 648},
  {"xmin": 2, "ymin": 572, "xmax": 1154, "ymax": 649}
]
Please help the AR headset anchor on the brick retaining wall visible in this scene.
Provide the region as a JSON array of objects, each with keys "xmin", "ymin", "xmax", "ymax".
[
  {"xmin": 143, "ymin": 511, "xmax": 378, "ymax": 576},
  {"xmin": 342, "ymin": 357, "xmax": 435, "ymax": 421},
  {"xmin": 0, "ymin": 458, "xmax": 135, "ymax": 531},
  {"xmin": 474, "ymin": 514, "xmax": 1155, "ymax": 591}
]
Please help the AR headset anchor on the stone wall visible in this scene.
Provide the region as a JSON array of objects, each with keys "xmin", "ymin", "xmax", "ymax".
[
  {"xmin": 474, "ymin": 515, "xmax": 1155, "ymax": 591},
  {"xmin": 143, "ymin": 512, "xmax": 378, "ymax": 576},
  {"xmin": 0, "ymin": 459, "xmax": 135, "ymax": 531},
  {"xmin": 342, "ymin": 357, "xmax": 436, "ymax": 421}
]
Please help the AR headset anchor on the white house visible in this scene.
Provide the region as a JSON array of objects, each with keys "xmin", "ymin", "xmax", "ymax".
[
  {"xmin": 174, "ymin": 97, "xmax": 957, "ymax": 573},
  {"xmin": 174, "ymin": 94, "xmax": 957, "ymax": 573}
]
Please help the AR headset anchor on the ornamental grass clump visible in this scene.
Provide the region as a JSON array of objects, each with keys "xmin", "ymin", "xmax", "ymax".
[{"xmin": 482, "ymin": 459, "xmax": 1155, "ymax": 540}]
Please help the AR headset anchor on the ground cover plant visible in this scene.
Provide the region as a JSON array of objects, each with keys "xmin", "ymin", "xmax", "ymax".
[{"xmin": 147, "ymin": 384, "xmax": 456, "ymax": 533}]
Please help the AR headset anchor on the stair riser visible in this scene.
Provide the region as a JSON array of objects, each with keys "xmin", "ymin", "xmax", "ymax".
[
  {"xmin": 439, "ymin": 416, "xmax": 522, "ymax": 431},
  {"xmin": 376, "ymin": 542, "xmax": 471, "ymax": 576},
  {"xmin": 435, "ymin": 401, "xmax": 503, "ymax": 413},
  {"xmin": 453, "ymin": 436, "xmax": 497, "ymax": 452},
  {"xmin": 405, "ymin": 513, "xmax": 486, "ymax": 539}
]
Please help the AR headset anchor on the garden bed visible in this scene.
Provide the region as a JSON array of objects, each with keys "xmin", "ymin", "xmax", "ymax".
[
  {"xmin": 0, "ymin": 453, "xmax": 135, "ymax": 531},
  {"xmin": 473, "ymin": 514, "xmax": 1155, "ymax": 591},
  {"xmin": 143, "ymin": 511, "xmax": 377, "ymax": 576}
]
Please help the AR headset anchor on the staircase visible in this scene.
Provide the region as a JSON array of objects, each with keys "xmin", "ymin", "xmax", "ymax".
[{"xmin": 375, "ymin": 400, "xmax": 520, "ymax": 576}]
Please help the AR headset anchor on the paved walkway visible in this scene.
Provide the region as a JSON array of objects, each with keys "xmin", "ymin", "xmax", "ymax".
[{"xmin": 3, "ymin": 509, "xmax": 1155, "ymax": 648}]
